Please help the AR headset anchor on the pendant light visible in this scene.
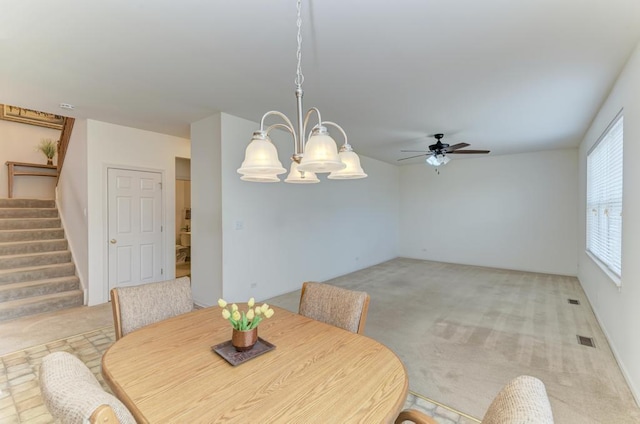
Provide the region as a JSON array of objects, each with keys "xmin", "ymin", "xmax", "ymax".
[{"xmin": 237, "ymin": 0, "xmax": 366, "ymax": 183}]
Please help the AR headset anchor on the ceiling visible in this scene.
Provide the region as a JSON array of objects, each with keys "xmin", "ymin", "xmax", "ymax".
[{"xmin": 1, "ymin": 0, "xmax": 639, "ymax": 165}]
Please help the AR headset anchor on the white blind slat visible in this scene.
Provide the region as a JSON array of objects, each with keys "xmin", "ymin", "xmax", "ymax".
[{"xmin": 586, "ymin": 114, "xmax": 623, "ymax": 279}]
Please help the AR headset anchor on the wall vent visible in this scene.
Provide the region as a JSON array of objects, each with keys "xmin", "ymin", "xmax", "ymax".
[
  {"xmin": 568, "ymin": 298, "xmax": 580, "ymax": 305},
  {"xmin": 577, "ymin": 335, "xmax": 595, "ymax": 348}
]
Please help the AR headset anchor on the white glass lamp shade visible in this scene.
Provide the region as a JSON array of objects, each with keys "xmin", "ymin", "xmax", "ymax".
[
  {"xmin": 284, "ymin": 161, "xmax": 320, "ymax": 183},
  {"xmin": 426, "ymin": 154, "xmax": 450, "ymax": 166},
  {"xmin": 328, "ymin": 150, "xmax": 367, "ymax": 179},
  {"xmin": 297, "ymin": 130, "xmax": 346, "ymax": 173},
  {"xmin": 237, "ymin": 134, "xmax": 286, "ymax": 180},
  {"xmin": 240, "ymin": 171, "xmax": 280, "ymax": 183}
]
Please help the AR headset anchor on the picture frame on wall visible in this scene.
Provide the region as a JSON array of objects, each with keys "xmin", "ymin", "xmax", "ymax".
[{"xmin": 0, "ymin": 104, "xmax": 65, "ymax": 129}]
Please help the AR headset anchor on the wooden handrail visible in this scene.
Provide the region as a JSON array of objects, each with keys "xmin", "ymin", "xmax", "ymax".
[{"xmin": 56, "ymin": 117, "xmax": 75, "ymax": 182}]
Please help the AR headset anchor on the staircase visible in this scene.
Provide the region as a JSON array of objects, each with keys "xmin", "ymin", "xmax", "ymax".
[{"xmin": 0, "ymin": 198, "xmax": 83, "ymax": 321}]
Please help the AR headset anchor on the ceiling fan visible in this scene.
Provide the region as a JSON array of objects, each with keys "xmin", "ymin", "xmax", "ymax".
[{"xmin": 398, "ymin": 133, "xmax": 490, "ymax": 166}]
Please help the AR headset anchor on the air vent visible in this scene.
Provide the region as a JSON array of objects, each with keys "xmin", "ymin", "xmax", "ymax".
[
  {"xmin": 577, "ymin": 335, "xmax": 595, "ymax": 348},
  {"xmin": 568, "ymin": 299, "xmax": 580, "ymax": 305}
]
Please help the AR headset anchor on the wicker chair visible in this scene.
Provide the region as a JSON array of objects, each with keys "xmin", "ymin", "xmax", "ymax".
[
  {"xmin": 395, "ymin": 375, "xmax": 554, "ymax": 424},
  {"xmin": 111, "ymin": 276, "xmax": 193, "ymax": 340},
  {"xmin": 298, "ymin": 281, "xmax": 370, "ymax": 334},
  {"xmin": 39, "ymin": 351, "xmax": 135, "ymax": 424}
]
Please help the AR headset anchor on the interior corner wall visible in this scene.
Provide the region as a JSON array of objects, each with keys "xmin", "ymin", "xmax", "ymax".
[
  {"xmin": 399, "ymin": 149, "xmax": 578, "ymax": 276},
  {"xmin": 219, "ymin": 113, "xmax": 400, "ymax": 303},
  {"xmin": 577, "ymin": 42, "xmax": 640, "ymax": 403},
  {"xmin": 85, "ymin": 120, "xmax": 190, "ymax": 305},
  {"xmin": 0, "ymin": 119, "xmax": 60, "ymax": 198},
  {"xmin": 190, "ymin": 114, "xmax": 223, "ymax": 307},
  {"xmin": 56, "ymin": 118, "xmax": 89, "ymax": 299}
]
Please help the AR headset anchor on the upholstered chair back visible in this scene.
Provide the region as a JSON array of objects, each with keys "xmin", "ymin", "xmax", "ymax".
[
  {"xmin": 111, "ymin": 276, "xmax": 193, "ymax": 339},
  {"xmin": 395, "ymin": 375, "xmax": 554, "ymax": 424},
  {"xmin": 39, "ymin": 351, "xmax": 135, "ymax": 424},
  {"xmin": 298, "ymin": 281, "xmax": 370, "ymax": 334},
  {"xmin": 481, "ymin": 375, "xmax": 554, "ymax": 423}
]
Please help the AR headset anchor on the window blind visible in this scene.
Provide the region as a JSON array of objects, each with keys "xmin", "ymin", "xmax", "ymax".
[{"xmin": 586, "ymin": 114, "xmax": 623, "ymax": 279}]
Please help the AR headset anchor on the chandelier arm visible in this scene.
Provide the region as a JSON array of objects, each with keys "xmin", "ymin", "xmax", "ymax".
[
  {"xmin": 322, "ymin": 121, "xmax": 350, "ymax": 149},
  {"xmin": 259, "ymin": 111, "xmax": 296, "ymax": 135},
  {"xmin": 265, "ymin": 123, "xmax": 296, "ymax": 140},
  {"xmin": 303, "ymin": 107, "xmax": 323, "ymax": 133}
]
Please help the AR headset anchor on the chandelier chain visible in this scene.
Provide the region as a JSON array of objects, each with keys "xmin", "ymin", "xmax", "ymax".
[{"xmin": 295, "ymin": 0, "xmax": 304, "ymax": 87}]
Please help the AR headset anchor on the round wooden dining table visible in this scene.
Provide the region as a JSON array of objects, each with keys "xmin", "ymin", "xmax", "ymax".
[{"xmin": 102, "ymin": 305, "xmax": 408, "ymax": 423}]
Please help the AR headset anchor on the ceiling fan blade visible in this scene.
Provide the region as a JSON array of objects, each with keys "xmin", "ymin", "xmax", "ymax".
[
  {"xmin": 397, "ymin": 154, "xmax": 428, "ymax": 161},
  {"xmin": 400, "ymin": 150, "xmax": 430, "ymax": 153},
  {"xmin": 443, "ymin": 143, "xmax": 470, "ymax": 152},
  {"xmin": 449, "ymin": 149, "xmax": 491, "ymax": 154}
]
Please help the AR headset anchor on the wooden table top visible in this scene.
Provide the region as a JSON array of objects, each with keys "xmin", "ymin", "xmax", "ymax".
[{"xmin": 102, "ymin": 306, "xmax": 408, "ymax": 423}]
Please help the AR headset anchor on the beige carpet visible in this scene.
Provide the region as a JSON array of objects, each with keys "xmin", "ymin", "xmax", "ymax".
[{"xmin": 267, "ymin": 258, "xmax": 640, "ymax": 424}]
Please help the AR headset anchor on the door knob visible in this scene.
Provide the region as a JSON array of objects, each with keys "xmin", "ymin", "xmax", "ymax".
[{"xmin": 110, "ymin": 239, "xmax": 117, "ymax": 244}]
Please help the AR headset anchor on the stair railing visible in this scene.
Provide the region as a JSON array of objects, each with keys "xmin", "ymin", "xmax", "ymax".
[{"xmin": 56, "ymin": 117, "xmax": 75, "ymax": 182}]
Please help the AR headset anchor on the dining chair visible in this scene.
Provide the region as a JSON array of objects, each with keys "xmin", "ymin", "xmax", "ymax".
[
  {"xmin": 298, "ymin": 281, "xmax": 370, "ymax": 334},
  {"xmin": 111, "ymin": 276, "xmax": 193, "ymax": 340},
  {"xmin": 395, "ymin": 375, "xmax": 554, "ymax": 424},
  {"xmin": 39, "ymin": 351, "xmax": 136, "ymax": 424}
]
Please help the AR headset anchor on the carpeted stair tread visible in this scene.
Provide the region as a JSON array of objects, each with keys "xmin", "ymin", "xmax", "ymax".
[
  {"xmin": 0, "ymin": 208, "xmax": 58, "ymax": 218},
  {"xmin": 0, "ymin": 239, "xmax": 67, "ymax": 255},
  {"xmin": 0, "ymin": 228, "xmax": 65, "ymax": 242},
  {"xmin": 0, "ymin": 262, "xmax": 76, "ymax": 285},
  {"xmin": 0, "ymin": 250, "xmax": 72, "ymax": 270},
  {"xmin": 0, "ymin": 198, "xmax": 82, "ymax": 321},
  {"xmin": 0, "ymin": 217, "xmax": 61, "ymax": 230},
  {"xmin": 0, "ymin": 199, "xmax": 55, "ymax": 208},
  {"xmin": 0, "ymin": 290, "xmax": 83, "ymax": 321},
  {"xmin": 0, "ymin": 276, "xmax": 80, "ymax": 302}
]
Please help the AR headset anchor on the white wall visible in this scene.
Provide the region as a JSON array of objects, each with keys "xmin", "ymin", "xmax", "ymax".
[
  {"xmin": 218, "ymin": 113, "xmax": 400, "ymax": 304},
  {"xmin": 399, "ymin": 149, "xmax": 578, "ymax": 276},
  {"xmin": 577, "ymin": 42, "xmax": 640, "ymax": 402},
  {"xmin": 56, "ymin": 118, "xmax": 89, "ymax": 298},
  {"xmin": 0, "ymin": 119, "xmax": 60, "ymax": 198},
  {"xmin": 85, "ymin": 120, "xmax": 190, "ymax": 305},
  {"xmin": 190, "ymin": 114, "xmax": 223, "ymax": 307}
]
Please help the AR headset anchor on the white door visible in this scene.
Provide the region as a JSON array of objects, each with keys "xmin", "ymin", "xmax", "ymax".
[{"xmin": 108, "ymin": 168, "xmax": 164, "ymax": 291}]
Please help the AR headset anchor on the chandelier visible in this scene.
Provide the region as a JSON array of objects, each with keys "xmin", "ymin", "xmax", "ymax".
[{"xmin": 237, "ymin": 0, "xmax": 367, "ymax": 183}]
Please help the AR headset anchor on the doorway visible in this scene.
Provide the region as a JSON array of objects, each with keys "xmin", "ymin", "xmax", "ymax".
[
  {"xmin": 107, "ymin": 167, "xmax": 164, "ymax": 291},
  {"xmin": 175, "ymin": 158, "xmax": 191, "ymax": 278}
]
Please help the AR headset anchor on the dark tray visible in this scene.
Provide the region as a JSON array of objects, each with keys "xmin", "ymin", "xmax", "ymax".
[{"xmin": 211, "ymin": 337, "xmax": 276, "ymax": 366}]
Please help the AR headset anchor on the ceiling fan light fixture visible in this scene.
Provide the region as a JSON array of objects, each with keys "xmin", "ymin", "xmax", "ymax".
[
  {"xmin": 426, "ymin": 154, "xmax": 450, "ymax": 166},
  {"xmin": 398, "ymin": 133, "xmax": 490, "ymax": 164}
]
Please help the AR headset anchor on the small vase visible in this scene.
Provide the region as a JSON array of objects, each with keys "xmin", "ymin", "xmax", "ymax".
[
  {"xmin": 46, "ymin": 158, "xmax": 53, "ymax": 166},
  {"xmin": 231, "ymin": 328, "xmax": 258, "ymax": 352}
]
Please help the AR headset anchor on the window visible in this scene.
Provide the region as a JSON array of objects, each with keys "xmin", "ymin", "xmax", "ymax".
[{"xmin": 586, "ymin": 113, "xmax": 623, "ymax": 282}]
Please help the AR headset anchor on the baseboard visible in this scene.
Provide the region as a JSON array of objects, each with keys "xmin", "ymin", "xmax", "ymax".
[{"xmin": 578, "ymin": 278, "xmax": 640, "ymax": 407}]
